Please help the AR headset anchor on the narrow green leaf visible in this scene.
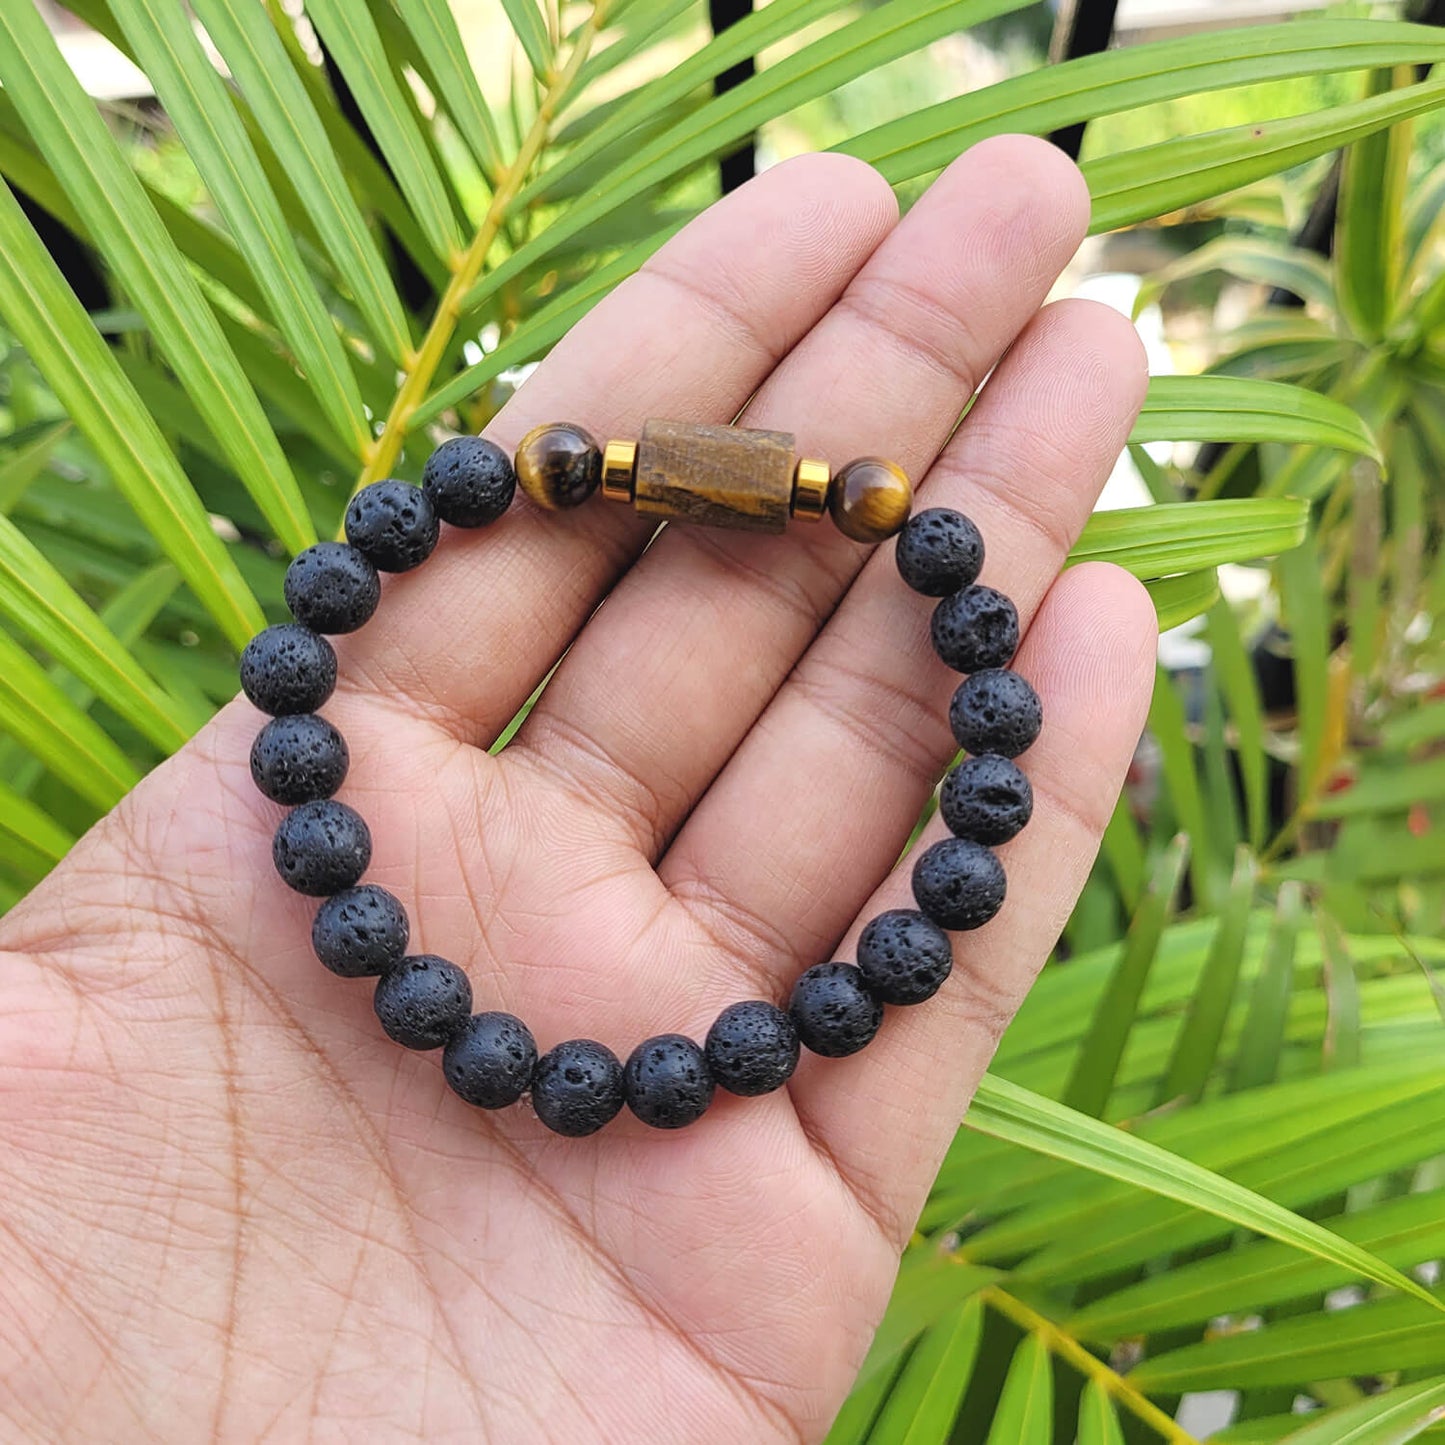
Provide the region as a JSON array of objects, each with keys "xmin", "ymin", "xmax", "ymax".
[
  {"xmin": 1207, "ymin": 598, "xmax": 1269, "ymax": 848},
  {"xmin": 190, "ymin": 0, "xmax": 414, "ymax": 366},
  {"xmin": 0, "ymin": 628, "xmax": 139, "ymax": 810},
  {"xmin": 1135, "ymin": 235, "xmax": 1337, "ymax": 317},
  {"xmin": 0, "ymin": 513, "xmax": 190, "ymax": 753},
  {"xmin": 1320, "ymin": 917, "xmax": 1363, "ymax": 1072},
  {"xmin": 868, "ymin": 1297, "xmax": 984, "ymax": 1445},
  {"xmin": 1076, "ymin": 1380, "xmax": 1126, "ymax": 1445},
  {"xmin": 1147, "ymin": 570, "xmax": 1221, "ymax": 631},
  {"xmin": 1072, "ymin": 499, "xmax": 1308, "ymax": 580},
  {"xmin": 1099, "ymin": 792, "xmax": 1145, "ymax": 913},
  {"xmin": 1379, "ymin": 697, "xmax": 1445, "ymax": 753},
  {"xmin": 1229, "ymin": 883, "xmax": 1305, "ymax": 1093},
  {"xmin": 983, "ymin": 1332, "xmax": 1052, "ymax": 1445},
  {"xmin": 1132, "ymin": 376, "xmax": 1381, "ymax": 462},
  {"xmin": 1158, "ymin": 848, "xmax": 1258, "ymax": 1107},
  {"xmin": 1336, "ymin": 68, "xmax": 1411, "ymax": 343},
  {"xmin": 392, "ymin": 0, "xmax": 505, "ymax": 179},
  {"xmin": 1280, "ymin": 1375, "xmax": 1445, "ymax": 1443},
  {"xmin": 305, "ymin": 0, "xmax": 462, "ymax": 261},
  {"xmin": 0, "ymin": 775, "xmax": 76, "ymax": 863},
  {"xmin": 0, "ymin": 182, "xmax": 263, "ymax": 647},
  {"xmin": 1149, "ymin": 665, "xmax": 1217, "ymax": 909},
  {"xmin": 0, "ymin": 2, "xmax": 316, "ymax": 555},
  {"xmin": 1278, "ymin": 529, "xmax": 1332, "ymax": 797},
  {"xmin": 0, "ymin": 421, "xmax": 70, "ymax": 514},
  {"xmin": 1127, "ymin": 442, "xmax": 1180, "ymax": 504},
  {"xmin": 1063, "ymin": 835, "xmax": 1189, "ymax": 1119},
  {"xmin": 967, "ymin": 1072, "xmax": 1445, "ymax": 1316},
  {"xmin": 502, "ymin": 0, "xmax": 554, "ymax": 81},
  {"xmin": 1084, "ymin": 74, "xmax": 1445, "ymax": 236}
]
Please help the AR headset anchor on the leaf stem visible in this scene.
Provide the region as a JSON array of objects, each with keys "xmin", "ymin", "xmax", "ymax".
[
  {"xmin": 345, "ymin": 3, "xmax": 607, "ymax": 507},
  {"xmin": 980, "ymin": 1285, "xmax": 1201, "ymax": 1444}
]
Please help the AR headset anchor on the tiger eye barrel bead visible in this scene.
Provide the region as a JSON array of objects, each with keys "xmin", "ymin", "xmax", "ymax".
[
  {"xmin": 373, "ymin": 954, "xmax": 473, "ymax": 1050},
  {"xmin": 443, "ymin": 1012, "xmax": 538, "ymax": 1108},
  {"xmin": 250, "ymin": 713, "xmax": 349, "ymax": 805},
  {"xmin": 272, "ymin": 799, "xmax": 372, "ymax": 897},
  {"xmin": 344, "ymin": 481, "xmax": 439, "ymax": 573},
  {"xmin": 911, "ymin": 837, "xmax": 1006, "ymax": 932},
  {"xmin": 948, "ymin": 669, "xmax": 1043, "ymax": 759},
  {"xmin": 312, "ymin": 885, "xmax": 409, "ymax": 978},
  {"xmin": 531, "ymin": 1039, "xmax": 626, "ymax": 1137},
  {"xmin": 856, "ymin": 909, "xmax": 953, "ymax": 1006},
  {"xmin": 634, "ymin": 419, "xmax": 795, "ymax": 533},
  {"xmin": 828, "ymin": 457, "xmax": 912, "ymax": 543},
  {"xmin": 940, "ymin": 754, "xmax": 1033, "ymax": 845},
  {"xmin": 240, "ymin": 624, "xmax": 337, "ymax": 716},
  {"xmin": 790, "ymin": 963, "xmax": 884, "ymax": 1058},
  {"xmin": 624, "ymin": 1034, "xmax": 715, "ymax": 1129},
  {"xmin": 896, "ymin": 507, "xmax": 984, "ymax": 596},
  {"xmin": 422, "ymin": 435, "xmax": 517, "ymax": 527},
  {"xmin": 515, "ymin": 422, "xmax": 603, "ymax": 511},
  {"xmin": 284, "ymin": 542, "xmax": 381, "ymax": 634},
  {"xmin": 931, "ymin": 585, "xmax": 1020, "ymax": 673},
  {"xmin": 704, "ymin": 1001, "xmax": 800, "ymax": 1096}
]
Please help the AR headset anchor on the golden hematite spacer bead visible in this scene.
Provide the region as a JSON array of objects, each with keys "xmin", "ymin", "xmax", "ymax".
[
  {"xmin": 601, "ymin": 439, "xmax": 637, "ymax": 503},
  {"xmin": 829, "ymin": 457, "xmax": 912, "ymax": 543},
  {"xmin": 791, "ymin": 458, "xmax": 830, "ymax": 523}
]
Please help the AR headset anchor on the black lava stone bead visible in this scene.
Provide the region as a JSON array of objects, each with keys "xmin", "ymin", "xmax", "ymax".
[
  {"xmin": 311, "ymin": 884, "xmax": 409, "ymax": 977},
  {"xmin": 623, "ymin": 1034, "xmax": 714, "ymax": 1129},
  {"xmin": 373, "ymin": 954, "xmax": 473, "ymax": 1050},
  {"xmin": 272, "ymin": 799, "xmax": 372, "ymax": 896},
  {"xmin": 704, "ymin": 1001, "xmax": 800, "ymax": 1097},
  {"xmin": 911, "ymin": 837, "xmax": 1006, "ymax": 932},
  {"xmin": 790, "ymin": 963, "xmax": 884, "ymax": 1058},
  {"xmin": 344, "ymin": 481, "xmax": 440, "ymax": 573},
  {"xmin": 895, "ymin": 507, "xmax": 985, "ymax": 597},
  {"xmin": 239, "ymin": 624, "xmax": 337, "ymax": 716},
  {"xmin": 857, "ymin": 909, "xmax": 953, "ymax": 1005},
  {"xmin": 443, "ymin": 1011, "xmax": 537, "ymax": 1107},
  {"xmin": 283, "ymin": 542, "xmax": 381, "ymax": 634},
  {"xmin": 939, "ymin": 754, "xmax": 1033, "ymax": 845},
  {"xmin": 931, "ymin": 585, "xmax": 1019, "ymax": 673},
  {"xmin": 249, "ymin": 713, "xmax": 349, "ymax": 805},
  {"xmin": 422, "ymin": 435, "xmax": 517, "ymax": 528},
  {"xmin": 530, "ymin": 1039, "xmax": 625, "ymax": 1137},
  {"xmin": 949, "ymin": 669, "xmax": 1043, "ymax": 759}
]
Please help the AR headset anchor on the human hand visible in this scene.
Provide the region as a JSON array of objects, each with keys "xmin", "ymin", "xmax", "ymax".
[{"xmin": 0, "ymin": 136, "xmax": 1156, "ymax": 1442}]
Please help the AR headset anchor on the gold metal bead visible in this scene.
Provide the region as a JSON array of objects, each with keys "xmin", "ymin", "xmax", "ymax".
[
  {"xmin": 602, "ymin": 439, "xmax": 637, "ymax": 503},
  {"xmin": 791, "ymin": 458, "xmax": 830, "ymax": 522}
]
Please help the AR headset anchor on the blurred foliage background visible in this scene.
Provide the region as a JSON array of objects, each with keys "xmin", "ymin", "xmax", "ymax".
[{"xmin": 3, "ymin": 0, "xmax": 1445, "ymax": 1439}]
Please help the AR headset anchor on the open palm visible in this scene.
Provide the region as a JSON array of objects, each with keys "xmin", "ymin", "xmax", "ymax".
[{"xmin": 0, "ymin": 138, "xmax": 1157, "ymax": 1442}]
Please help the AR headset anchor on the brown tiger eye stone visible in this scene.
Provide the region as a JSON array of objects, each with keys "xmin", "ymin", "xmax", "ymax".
[
  {"xmin": 828, "ymin": 457, "xmax": 912, "ymax": 543},
  {"xmin": 515, "ymin": 422, "xmax": 602, "ymax": 510}
]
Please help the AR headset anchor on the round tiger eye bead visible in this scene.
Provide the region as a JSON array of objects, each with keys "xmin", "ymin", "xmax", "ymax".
[
  {"xmin": 829, "ymin": 457, "xmax": 912, "ymax": 543},
  {"xmin": 515, "ymin": 422, "xmax": 602, "ymax": 511}
]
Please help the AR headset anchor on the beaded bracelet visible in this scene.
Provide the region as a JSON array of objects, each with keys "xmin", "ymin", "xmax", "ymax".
[{"xmin": 239, "ymin": 421, "xmax": 1041, "ymax": 1136}]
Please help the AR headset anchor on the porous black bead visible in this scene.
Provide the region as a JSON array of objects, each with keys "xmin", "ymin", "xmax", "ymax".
[
  {"xmin": 911, "ymin": 837, "xmax": 1006, "ymax": 932},
  {"xmin": 422, "ymin": 435, "xmax": 517, "ymax": 528},
  {"xmin": 895, "ymin": 507, "xmax": 985, "ymax": 597},
  {"xmin": 249, "ymin": 713, "xmax": 349, "ymax": 805},
  {"xmin": 789, "ymin": 963, "xmax": 883, "ymax": 1058},
  {"xmin": 443, "ymin": 1012, "xmax": 537, "ymax": 1107},
  {"xmin": 857, "ymin": 909, "xmax": 953, "ymax": 1006},
  {"xmin": 239, "ymin": 623, "xmax": 337, "ymax": 716},
  {"xmin": 939, "ymin": 754, "xmax": 1034, "ymax": 844},
  {"xmin": 311, "ymin": 885, "xmax": 409, "ymax": 977},
  {"xmin": 931, "ymin": 585, "xmax": 1019, "ymax": 673},
  {"xmin": 624, "ymin": 1033, "xmax": 714, "ymax": 1129},
  {"xmin": 283, "ymin": 542, "xmax": 381, "ymax": 634},
  {"xmin": 530, "ymin": 1039, "xmax": 625, "ymax": 1137},
  {"xmin": 344, "ymin": 481, "xmax": 439, "ymax": 572},
  {"xmin": 272, "ymin": 799, "xmax": 371, "ymax": 896},
  {"xmin": 949, "ymin": 669, "xmax": 1043, "ymax": 759},
  {"xmin": 704, "ymin": 1001, "xmax": 799, "ymax": 1097},
  {"xmin": 373, "ymin": 954, "xmax": 473, "ymax": 1050}
]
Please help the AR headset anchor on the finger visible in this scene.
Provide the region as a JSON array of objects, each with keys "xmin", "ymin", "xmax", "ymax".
[
  {"xmin": 338, "ymin": 153, "xmax": 899, "ymax": 746},
  {"xmin": 785, "ymin": 564, "xmax": 1157, "ymax": 1245},
  {"xmin": 510, "ymin": 136, "xmax": 1088, "ymax": 854},
  {"xmin": 661, "ymin": 298, "xmax": 1148, "ymax": 990}
]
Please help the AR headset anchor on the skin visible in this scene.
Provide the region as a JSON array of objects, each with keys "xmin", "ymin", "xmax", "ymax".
[{"xmin": 0, "ymin": 137, "xmax": 1156, "ymax": 1442}]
